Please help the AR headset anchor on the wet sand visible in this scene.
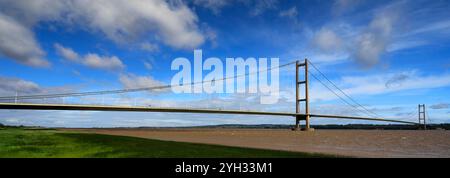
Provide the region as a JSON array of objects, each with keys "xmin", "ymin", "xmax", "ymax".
[{"xmin": 63, "ymin": 128, "xmax": 450, "ymax": 158}]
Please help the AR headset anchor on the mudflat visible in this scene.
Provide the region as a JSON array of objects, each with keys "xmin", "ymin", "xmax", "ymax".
[{"xmin": 64, "ymin": 128, "xmax": 450, "ymax": 158}]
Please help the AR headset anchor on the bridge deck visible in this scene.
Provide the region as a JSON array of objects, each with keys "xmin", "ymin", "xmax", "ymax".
[{"xmin": 0, "ymin": 103, "xmax": 418, "ymax": 125}]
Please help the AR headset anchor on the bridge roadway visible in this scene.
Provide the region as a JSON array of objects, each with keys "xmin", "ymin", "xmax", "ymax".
[{"xmin": 0, "ymin": 103, "xmax": 418, "ymax": 125}]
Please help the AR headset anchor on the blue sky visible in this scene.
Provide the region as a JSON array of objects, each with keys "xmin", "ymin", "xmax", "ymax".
[{"xmin": 0, "ymin": 0, "xmax": 449, "ymax": 127}]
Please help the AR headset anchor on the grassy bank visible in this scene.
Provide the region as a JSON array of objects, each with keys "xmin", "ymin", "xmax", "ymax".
[{"xmin": 0, "ymin": 128, "xmax": 334, "ymax": 158}]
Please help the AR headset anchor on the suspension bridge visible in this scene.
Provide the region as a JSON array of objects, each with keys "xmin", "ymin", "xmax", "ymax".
[{"xmin": 0, "ymin": 59, "xmax": 423, "ymax": 130}]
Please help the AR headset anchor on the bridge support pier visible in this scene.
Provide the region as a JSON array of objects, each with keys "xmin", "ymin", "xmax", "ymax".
[
  {"xmin": 293, "ymin": 115, "xmax": 314, "ymax": 131},
  {"xmin": 294, "ymin": 116, "xmax": 301, "ymax": 131},
  {"xmin": 303, "ymin": 115, "xmax": 314, "ymax": 131}
]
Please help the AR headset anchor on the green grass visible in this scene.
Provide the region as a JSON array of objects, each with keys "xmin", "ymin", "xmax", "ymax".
[{"xmin": 0, "ymin": 128, "xmax": 335, "ymax": 158}]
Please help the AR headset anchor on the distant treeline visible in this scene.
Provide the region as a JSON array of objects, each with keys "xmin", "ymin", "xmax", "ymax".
[
  {"xmin": 0, "ymin": 124, "xmax": 44, "ymax": 129},
  {"xmin": 2, "ymin": 123, "xmax": 450, "ymax": 130},
  {"xmin": 180, "ymin": 124, "xmax": 450, "ymax": 130}
]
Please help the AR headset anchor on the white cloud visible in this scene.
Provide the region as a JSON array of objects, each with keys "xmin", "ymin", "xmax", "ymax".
[
  {"xmin": 69, "ymin": 0, "xmax": 204, "ymax": 49},
  {"xmin": 343, "ymin": 71, "xmax": 450, "ymax": 95},
  {"xmin": 202, "ymin": 24, "xmax": 218, "ymax": 47},
  {"xmin": 249, "ymin": 0, "xmax": 278, "ymax": 16},
  {"xmin": 142, "ymin": 57, "xmax": 155, "ymax": 71},
  {"xmin": 54, "ymin": 43, "xmax": 79, "ymax": 61},
  {"xmin": 119, "ymin": 73, "xmax": 166, "ymax": 92},
  {"xmin": 140, "ymin": 42, "xmax": 159, "ymax": 52},
  {"xmin": 0, "ymin": 13, "xmax": 49, "ymax": 67},
  {"xmin": 279, "ymin": 6, "xmax": 298, "ymax": 18},
  {"xmin": 309, "ymin": 53, "xmax": 350, "ymax": 64},
  {"xmin": 144, "ymin": 61, "xmax": 153, "ymax": 70},
  {"xmin": 305, "ymin": 1, "xmax": 437, "ymax": 68},
  {"xmin": 310, "ymin": 70, "xmax": 450, "ymax": 101},
  {"xmin": 344, "ymin": 72, "xmax": 450, "ymax": 94},
  {"xmin": 83, "ymin": 53, "xmax": 125, "ymax": 71},
  {"xmin": 408, "ymin": 20, "xmax": 450, "ymax": 36},
  {"xmin": 0, "ymin": 76, "xmax": 41, "ymax": 95},
  {"xmin": 193, "ymin": 0, "xmax": 230, "ymax": 14},
  {"xmin": 0, "ymin": 0, "xmax": 67, "ymax": 25},
  {"xmin": 312, "ymin": 28, "xmax": 343, "ymax": 53},
  {"xmin": 0, "ymin": 0, "xmax": 205, "ymax": 57},
  {"xmin": 353, "ymin": 33, "xmax": 386, "ymax": 67},
  {"xmin": 430, "ymin": 103, "xmax": 449, "ymax": 110},
  {"xmin": 386, "ymin": 40, "xmax": 428, "ymax": 52},
  {"xmin": 193, "ymin": 0, "xmax": 277, "ymax": 16},
  {"xmin": 338, "ymin": 1, "xmax": 449, "ymax": 67},
  {"xmin": 0, "ymin": 76, "xmax": 75, "ymax": 99},
  {"xmin": 352, "ymin": 13, "xmax": 396, "ymax": 67},
  {"xmin": 54, "ymin": 44, "xmax": 125, "ymax": 71}
]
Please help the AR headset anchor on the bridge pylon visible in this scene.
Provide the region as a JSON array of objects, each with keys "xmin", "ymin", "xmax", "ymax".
[
  {"xmin": 418, "ymin": 104, "xmax": 427, "ymax": 130},
  {"xmin": 294, "ymin": 59, "xmax": 314, "ymax": 131}
]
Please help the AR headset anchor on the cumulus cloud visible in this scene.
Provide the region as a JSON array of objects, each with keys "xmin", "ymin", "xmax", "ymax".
[
  {"xmin": 306, "ymin": 1, "xmax": 419, "ymax": 68},
  {"xmin": 352, "ymin": 13, "xmax": 396, "ymax": 67},
  {"xmin": 334, "ymin": 1, "xmax": 450, "ymax": 69},
  {"xmin": 119, "ymin": 73, "xmax": 167, "ymax": 92},
  {"xmin": 68, "ymin": 0, "xmax": 204, "ymax": 49},
  {"xmin": 0, "ymin": 0, "xmax": 205, "ymax": 67},
  {"xmin": 0, "ymin": 0, "xmax": 67, "ymax": 25},
  {"xmin": 0, "ymin": 76, "xmax": 41, "ymax": 95},
  {"xmin": 54, "ymin": 43, "xmax": 79, "ymax": 61},
  {"xmin": 0, "ymin": 13, "xmax": 49, "ymax": 67},
  {"xmin": 312, "ymin": 28, "xmax": 343, "ymax": 53},
  {"xmin": 83, "ymin": 54, "xmax": 125, "ymax": 71},
  {"xmin": 55, "ymin": 43, "xmax": 125, "ymax": 71},
  {"xmin": 430, "ymin": 103, "xmax": 449, "ymax": 110},
  {"xmin": 0, "ymin": 76, "xmax": 74, "ymax": 98}
]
